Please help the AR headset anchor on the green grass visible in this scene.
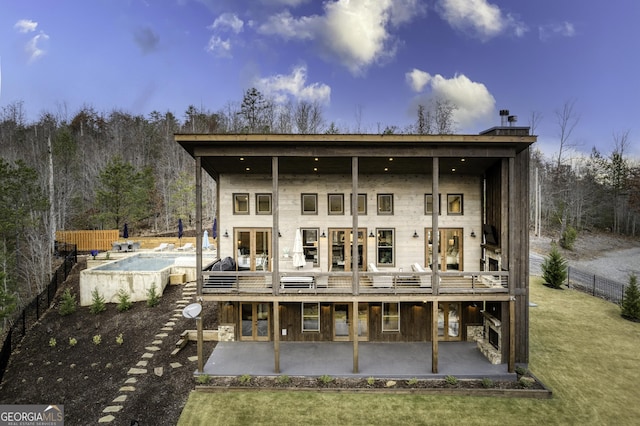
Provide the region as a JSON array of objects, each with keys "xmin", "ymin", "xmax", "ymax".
[{"xmin": 178, "ymin": 278, "xmax": 640, "ymax": 425}]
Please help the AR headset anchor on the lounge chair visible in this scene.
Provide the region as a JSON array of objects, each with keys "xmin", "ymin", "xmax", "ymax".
[
  {"xmin": 153, "ymin": 243, "xmax": 169, "ymax": 251},
  {"xmin": 411, "ymin": 263, "xmax": 433, "ymax": 287},
  {"xmin": 177, "ymin": 242, "xmax": 194, "ymax": 251},
  {"xmin": 368, "ymin": 263, "xmax": 393, "ymax": 287},
  {"xmin": 111, "ymin": 242, "xmax": 123, "ymax": 252}
]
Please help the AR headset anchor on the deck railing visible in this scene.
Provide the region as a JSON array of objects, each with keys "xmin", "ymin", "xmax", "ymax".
[{"xmin": 202, "ymin": 270, "xmax": 509, "ymax": 295}]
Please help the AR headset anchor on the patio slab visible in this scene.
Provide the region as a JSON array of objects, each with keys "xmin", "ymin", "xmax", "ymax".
[{"xmin": 202, "ymin": 341, "xmax": 515, "ymax": 380}]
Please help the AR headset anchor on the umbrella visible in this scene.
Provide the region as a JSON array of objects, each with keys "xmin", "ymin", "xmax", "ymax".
[
  {"xmin": 292, "ymin": 228, "xmax": 306, "ymax": 268},
  {"xmin": 212, "ymin": 218, "xmax": 217, "ymax": 239},
  {"xmin": 203, "ymin": 229, "xmax": 210, "ymax": 249},
  {"xmin": 123, "ymin": 223, "xmax": 129, "ymax": 239},
  {"xmin": 178, "ymin": 218, "xmax": 184, "ymax": 240}
]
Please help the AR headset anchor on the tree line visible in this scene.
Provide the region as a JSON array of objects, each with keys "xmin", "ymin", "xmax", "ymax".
[{"xmin": 0, "ymin": 90, "xmax": 638, "ymax": 328}]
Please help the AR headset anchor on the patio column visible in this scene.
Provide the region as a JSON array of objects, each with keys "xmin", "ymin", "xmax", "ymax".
[
  {"xmin": 509, "ymin": 297, "xmax": 515, "ymax": 373},
  {"xmin": 432, "ymin": 157, "xmax": 439, "ymax": 296},
  {"xmin": 195, "ymin": 155, "xmax": 204, "ymax": 373},
  {"xmin": 274, "ymin": 300, "xmax": 280, "ymax": 373},
  {"xmin": 432, "ymin": 300, "xmax": 438, "ymax": 373},
  {"xmin": 273, "ymin": 156, "xmax": 280, "ymax": 296},
  {"xmin": 352, "ymin": 156, "xmax": 359, "ymax": 295}
]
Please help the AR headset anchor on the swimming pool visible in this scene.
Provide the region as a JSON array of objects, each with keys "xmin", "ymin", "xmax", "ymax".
[{"xmin": 92, "ymin": 254, "xmax": 179, "ymax": 272}]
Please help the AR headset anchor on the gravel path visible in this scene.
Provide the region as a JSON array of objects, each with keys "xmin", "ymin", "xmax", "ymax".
[{"xmin": 567, "ymin": 247, "xmax": 640, "ymax": 284}]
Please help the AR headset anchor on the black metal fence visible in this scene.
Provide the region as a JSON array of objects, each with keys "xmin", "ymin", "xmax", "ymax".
[
  {"xmin": 567, "ymin": 266, "xmax": 627, "ymax": 304},
  {"xmin": 0, "ymin": 242, "xmax": 77, "ymax": 384}
]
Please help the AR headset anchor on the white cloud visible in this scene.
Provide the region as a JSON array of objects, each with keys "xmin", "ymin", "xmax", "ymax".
[
  {"xmin": 258, "ymin": 0, "xmax": 425, "ymax": 75},
  {"xmin": 437, "ymin": 0, "xmax": 526, "ymax": 40},
  {"xmin": 259, "ymin": 0, "xmax": 310, "ymax": 6},
  {"xmin": 405, "ymin": 68, "xmax": 431, "ymax": 92},
  {"xmin": 206, "ymin": 36, "xmax": 232, "ymax": 57},
  {"xmin": 210, "ymin": 13, "xmax": 244, "ymax": 34},
  {"xmin": 254, "ymin": 65, "xmax": 331, "ymax": 104},
  {"xmin": 539, "ymin": 21, "xmax": 576, "ymax": 41},
  {"xmin": 14, "ymin": 19, "xmax": 38, "ymax": 33},
  {"xmin": 407, "ymin": 70, "xmax": 495, "ymax": 129}
]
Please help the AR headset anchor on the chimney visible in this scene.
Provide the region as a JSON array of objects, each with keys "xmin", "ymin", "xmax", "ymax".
[{"xmin": 499, "ymin": 109, "xmax": 509, "ymax": 127}]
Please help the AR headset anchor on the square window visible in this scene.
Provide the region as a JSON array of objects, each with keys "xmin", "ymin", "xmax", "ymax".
[
  {"xmin": 328, "ymin": 194, "xmax": 344, "ymax": 215},
  {"xmin": 301, "ymin": 193, "xmax": 317, "ymax": 215},
  {"xmin": 302, "ymin": 228, "xmax": 319, "ymax": 266},
  {"xmin": 377, "ymin": 228, "xmax": 394, "ymax": 265},
  {"xmin": 233, "ymin": 193, "xmax": 249, "ymax": 214},
  {"xmin": 382, "ymin": 302, "xmax": 400, "ymax": 332},
  {"xmin": 256, "ymin": 193, "xmax": 272, "ymax": 215},
  {"xmin": 302, "ymin": 302, "xmax": 320, "ymax": 332},
  {"xmin": 447, "ymin": 194, "xmax": 463, "ymax": 215},
  {"xmin": 377, "ymin": 194, "xmax": 393, "ymax": 215},
  {"xmin": 425, "ymin": 194, "xmax": 441, "ymax": 215},
  {"xmin": 350, "ymin": 193, "xmax": 367, "ymax": 215}
]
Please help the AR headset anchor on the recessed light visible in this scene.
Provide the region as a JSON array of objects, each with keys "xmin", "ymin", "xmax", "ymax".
[
  {"xmin": 461, "ymin": 158, "xmax": 466, "ymax": 162},
  {"xmin": 245, "ymin": 167, "xmax": 250, "ymax": 171},
  {"xmin": 313, "ymin": 167, "xmax": 318, "ymax": 172},
  {"xmin": 451, "ymin": 168, "xmax": 456, "ymax": 172},
  {"xmin": 389, "ymin": 157, "xmax": 394, "ymax": 161},
  {"xmin": 314, "ymin": 157, "xmax": 319, "ymax": 161},
  {"xmin": 240, "ymin": 157, "xmax": 244, "ymax": 161},
  {"xmin": 384, "ymin": 167, "xmax": 389, "ymax": 172}
]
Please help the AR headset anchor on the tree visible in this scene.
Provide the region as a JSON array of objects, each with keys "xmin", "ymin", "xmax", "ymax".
[
  {"xmin": 414, "ymin": 97, "xmax": 457, "ymax": 135},
  {"xmin": 239, "ymin": 88, "xmax": 271, "ymax": 133},
  {"xmin": 621, "ymin": 273, "xmax": 640, "ymax": 321},
  {"xmin": 541, "ymin": 245, "xmax": 568, "ymax": 289},
  {"xmin": 94, "ymin": 156, "xmax": 155, "ymax": 230}
]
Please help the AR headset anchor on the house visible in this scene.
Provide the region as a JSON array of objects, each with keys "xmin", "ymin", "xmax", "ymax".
[{"xmin": 176, "ymin": 121, "xmax": 535, "ymax": 375}]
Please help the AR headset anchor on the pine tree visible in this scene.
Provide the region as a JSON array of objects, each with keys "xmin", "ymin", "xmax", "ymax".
[
  {"xmin": 541, "ymin": 245, "xmax": 568, "ymax": 289},
  {"xmin": 89, "ymin": 288, "xmax": 106, "ymax": 314},
  {"xmin": 621, "ymin": 273, "xmax": 640, "ymax": 321}
]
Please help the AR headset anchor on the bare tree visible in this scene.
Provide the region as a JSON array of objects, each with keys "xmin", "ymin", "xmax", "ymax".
[
  {"xmin": 554, "ymin": 99, "xmax": 580, "ymax": 169},
  {"xmin": 295, "ymin": 100, "xmax": 324, "ymax": 134}
]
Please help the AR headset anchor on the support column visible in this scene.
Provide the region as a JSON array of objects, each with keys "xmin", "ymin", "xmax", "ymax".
[
  {"xmin": 352, "ymin": 300, "xmax": 359, "ymax": 373},
  {"xmin": 432, "ymin": 300, "xmax": 438, "ymax": 373},
  {"xmin": 509, "ymin": 297, "xmax": 515, "ymax": 373},
  {"xmin": 274, "ymin": 300, "xmax": 280, "ymax": 373},
  {"xmin": 352, "ymin": 156, "xmax": 359, "ymax": 295},
  {"xmin": 195, "ymin": 156, "xmax": 204, "ymax": 373},
  {"xmin": 432, "ymin": 157, "xmax": 439, "ymax": 296},
  {"xmin": 273, "ymin": 157, "xmax": 279, "ymax": 296}
]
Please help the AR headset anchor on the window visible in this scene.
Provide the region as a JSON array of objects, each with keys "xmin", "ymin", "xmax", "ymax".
[
  {"xmin": 382, "ymin": 302, "xmax": 400, "ymax": 332},
  {"xmin": 302, "ymin": 303, "xmax": 320, "ymax": 332},
  {"xmin": 302, "ymin": 228, "xmax": 319, "ymax": 265},
  {"xmin": 350, "ymin": 193, "xmax": 367, "ymax": 215},
  {"xmin": 376, "ymin": 228, "xmax": 394, "ymax": 265},
  {"xmin": 425, "ymin": 194, "xmax": 441, "ymax": 215},
  {"xmin": 328, "ymin": 194, "xmax": 344, "ymax": 215},
  {"xmin": 301, "ymin": 193, "xmax": 317, "ymax": 215},
  {"xmin": 256, "ymin": 193, "xmax": 272, "ymax": 215},
  {"xmin": 377, "ymin": 194, "xmax": 393, "ymax": 215},
  {"xmin": 233, "ymin": 193, "xmax": 249, "ymax": 214},
  {"xmin": 447, "ymin": 194, "xmax": 463, "ymax": 215}
]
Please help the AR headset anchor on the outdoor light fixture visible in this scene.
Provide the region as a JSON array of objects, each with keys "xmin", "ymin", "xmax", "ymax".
[
  {"xmin": 223, "ymin": 230, "xmax": 229, "ymax": 238},
  {"xmin": 320, "ymin": 230, "xmax": 326, "ymax": 238},
  {"xmin": 369, "ymin": 231, "xmax": 375, "ymax": 238},
  {"xmin": 278, "ymin": 231, "xmax": 282, "ymax": 237},
  {"xmin": 413, "ymin": 231, "xmax": 419, "ymax": 238},
  {"xmin": 470, "ymin": 230, "xmax": 476, "ymax": 238}
]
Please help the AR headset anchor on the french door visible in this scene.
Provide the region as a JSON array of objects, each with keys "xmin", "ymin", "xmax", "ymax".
[
  {"xmin": 240, "ymin": 302, "xmax": 270, "ymax": 341},
  {"xmin": 329, "ymin": 228, "xmax": 366, "ymax": 271},
  {"xmin": 333, "ymin": 303, "xmax": 369, "ymax": 341},
  {"xmin": 437, "ymin": 302, "xmax": 461, "ymax": 341},
  {"xmin": 426, "ymin": 228, "xmax": 463, "ymax": 271},
  {"xmin": 235, "ymin": 228, "xmax": 271, "ymax": 271}
]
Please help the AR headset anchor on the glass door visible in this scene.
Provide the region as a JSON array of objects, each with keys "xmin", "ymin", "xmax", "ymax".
[
  {"xmin": 329, "ymin": 228, "xmax": 366, "ymax": 271},
  {"xmin": 437, "ymin": 302, "xmax": 461, "ymax": 341},
  {"xmin": 357, "ymin": 303, "xmax": 369, "ymax": 341},
  {"xmin": 333, "ymin": 303, "xmax": 351, "ymax": 341},
  {"xmin": 240, "ymin": 302, "xmax": 270, "ymax": 341},
  {"xmin": 426, "ymin": 228, "xmax": 463, "ymax": 271},
  {"xmin": 235, "ymin": 228, "xmax": 271, "ymax": 271}
]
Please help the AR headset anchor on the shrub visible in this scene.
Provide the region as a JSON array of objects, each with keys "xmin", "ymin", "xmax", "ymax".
[
  {"xmin": 116, "ymin": 289, "xmax": 132, "ymax": 312},
  {"xmin": 58, "ymin": 288, "xmax": 77, "ymax": 316},
  {"xmin": 519, "ymin": 376, "xmax": 535, "ymax": 388},
  {"xmin": 318, "ymin": 374, "xmax": 333, "ymax": 385},
  {"xmin": 146, "ymin": 285, "xmax": 160, "ymax": 307},
  {"xmin": 276, "ymin": 375, "xmax": 291, "ymax": 385},
  {"xmin": 444, "ymin": 375, "xmax": 458, "ymax": 386},
  {"xmin": 367, "ymin": 376, "xmax": 375, "ymax": 386},
  {"xmin": 68, "ymin": 337, "xmax": 77, "ymax": 347},
  {"xmin": 515, "ymin": 366, "xmax": 528, "ymax": 376},
  {"xmin": 49, "ymin": 338, "xmax": 57, "ymax": 348},
  {"xmin": 559, "ymin": 226, "xmax": 578, "ymax": 250},
  {"xmin": 407, "ymin": 377, "xmax": 419, "ymax": 386},
  {"xmin": 239, "ymin": 374, "xmax": 252, "ymax": 385},
  {"xmin": 481, "ymin": 377, "xmax": 494, "ymax": 388},
  {"xmin": 196, "ymin": 374, "xmax": 211, "ymax": 385},
  {"xmin": 541, "ymin": 245, "xmax": 567, "ymax": 289},
  {"xmin": 621, "ymin": 273, "xmax": 640, "ymax": 321},
  {"xmin": 89, "ymin": 289, "xmax": 106, "ymax": 314},
  {"xmin": 92, "ymin": 335, "xmax": 102, "ymax": 345},
  {"xmin": 115, "ymin": 333, "xmax": 124, "ymax": 345}
]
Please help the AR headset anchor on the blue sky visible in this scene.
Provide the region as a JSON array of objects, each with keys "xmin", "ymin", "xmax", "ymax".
[{"xmin": 1, "ymin": 0, "xmax": 639, "ymax": 158}]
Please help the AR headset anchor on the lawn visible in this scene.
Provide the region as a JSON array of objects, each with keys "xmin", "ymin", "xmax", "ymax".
[{"xmin": 177, "ymin": 278, "xmax": 640, "ymax": 425}]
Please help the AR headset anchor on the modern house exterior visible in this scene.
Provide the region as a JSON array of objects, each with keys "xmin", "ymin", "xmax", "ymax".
[{"xmin": 176, "ymin": 123, "xmax": 535, "ymax": 375}]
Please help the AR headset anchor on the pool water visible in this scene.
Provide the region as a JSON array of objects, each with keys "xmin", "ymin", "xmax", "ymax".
[{"xmin": 93, "ymin": 254, "xmax": 178, "ymax": 272}]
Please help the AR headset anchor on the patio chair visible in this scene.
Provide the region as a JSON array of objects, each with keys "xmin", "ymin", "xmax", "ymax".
[
  {"xmin": 368, "ymin": 263, "xmax": 393, "ymax": 287},
  {"xmin": 153, "ymin": 243, "xmax": 169, "ymax": 251},
  {"xmin": 111, "ymin": 242, "xmax": 123, "ymax": 252},
  {"xmin": 177, "ymin": 242, "xmax": 194, "ymax": 251},
  {"xmin": 411, "ymin": 263, "xmax": 433, "ymax": 287}
]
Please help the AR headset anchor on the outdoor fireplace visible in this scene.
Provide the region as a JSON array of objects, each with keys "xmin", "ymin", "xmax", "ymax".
[
  {"xmin": 477, "ymin": 310, "xmax": 502, "ymax": 364},
  {"xmin": 488, "ymin": 328, "xmax": 499, "ymax": 349}
]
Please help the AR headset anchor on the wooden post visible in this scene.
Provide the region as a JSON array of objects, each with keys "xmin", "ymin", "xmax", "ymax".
[
  {"xmin": 432, "ymin": 300, "xmax": 438, "ymax": 373},
  {"xmin": 274, "ymin": 301, "xmax": 280, "ymax": 373},
  {"xmin": 432, "ymin": 157, "xmax": 439, "ymax": 295},
  {"xmin": 353, "ymin": 300, "xmax": 359, "ymax": 373},
  {"xmin": 196, "ymin": 315, "xmax": 203, "ymax": 372},
  {"xmin": 509, "ymin": 297, "xmax": 515, "ymax": 373},
  {"xmin": 195, "ymin": 156, "xmax": 204, "ymax": 373}
]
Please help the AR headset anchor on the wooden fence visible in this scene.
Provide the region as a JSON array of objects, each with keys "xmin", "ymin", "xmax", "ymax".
[{"xmin": 56, "ymin": 230, "xmax": 119, "ymax": 251}]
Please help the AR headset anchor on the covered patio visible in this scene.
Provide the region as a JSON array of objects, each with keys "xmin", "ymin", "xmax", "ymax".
[{"xmin": 201, "ymin": 341, "xmax": 515, "ymax": 380}]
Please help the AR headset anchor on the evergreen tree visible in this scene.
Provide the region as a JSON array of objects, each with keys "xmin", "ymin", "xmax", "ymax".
[
  {"xmin": 541, "ymin": 245, "xmax": 568, "ymax": 289},
  {"xmin": 621, "ymin": 273, "xmax": 640, "ymax": 321}
]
